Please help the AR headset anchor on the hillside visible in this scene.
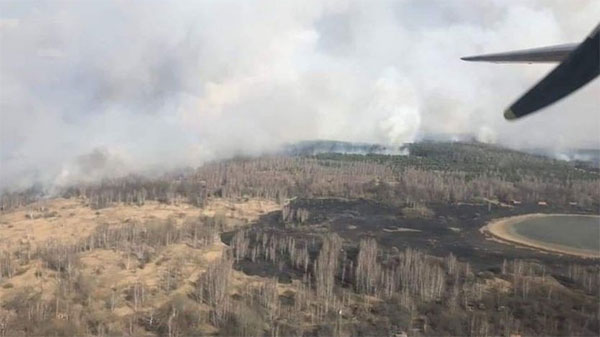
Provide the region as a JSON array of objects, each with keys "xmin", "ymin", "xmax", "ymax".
[{"xmin": 0, "ymin": 141, "xmax": 599, "ymax": 336}]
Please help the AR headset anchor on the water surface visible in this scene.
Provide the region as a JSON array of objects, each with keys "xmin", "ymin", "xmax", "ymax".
[{"xmin": 509, "ymin": 215, "xmax": 600, "ymax": 253}]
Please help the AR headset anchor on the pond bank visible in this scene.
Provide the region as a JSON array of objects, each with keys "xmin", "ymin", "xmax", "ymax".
[{"xmin": 481, "ymin": 214, "xmax": 600, "ymax": 259}]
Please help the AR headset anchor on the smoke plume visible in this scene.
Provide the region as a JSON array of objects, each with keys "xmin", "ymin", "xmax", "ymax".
[{"xmin": 1, "ymin": 0, "xmax": 599, "ymax": 190}]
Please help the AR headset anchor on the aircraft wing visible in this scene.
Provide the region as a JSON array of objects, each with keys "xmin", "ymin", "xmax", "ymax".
[
  {"xmin": 462, "ymin": 23, "xmax": 600, "ymax": 120},
  {"xmin": 504, "ymin": 24, "xmax": 599, "ymax": 120},
  {"xmin": 461, "ymin": 43, "xmax": 577, "ymax": 63}
]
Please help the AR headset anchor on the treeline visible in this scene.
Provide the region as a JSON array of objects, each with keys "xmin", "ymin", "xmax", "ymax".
[
  {"xmin": 60, "ymin": 150, "xmax": 600, "ymax": 208},
  {"xmin": 49, "ymin": 157, "xmax": 600, "ymax": 209},
  {"xmin": 0, "ymin": 184, "xmax": 44, "ymax": 211},
  {"xmin": 2, "ymin": 142, "xmax": 599, "ymax": 211},
  {"xmin": 328, "ymin": 141, "xmax": 599, "ymax": 182}
]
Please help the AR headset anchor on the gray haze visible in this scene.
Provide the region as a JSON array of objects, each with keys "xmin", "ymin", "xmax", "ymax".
[{"xmin": 1, "ymin": 0, "xmax": 599, "ymax": 190}]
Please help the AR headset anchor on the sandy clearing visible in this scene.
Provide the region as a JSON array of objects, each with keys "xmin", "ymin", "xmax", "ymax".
[
  {"xmin": 382, "ymin": 227, "xmax": 421, "ymax": 233},
  {"xmin": 481, "ymin": 213, "xmax": 600, "ymax": 259},
  {"xmin": 201, "ymin": 198, "xmax": 280, "ymax": 224}
]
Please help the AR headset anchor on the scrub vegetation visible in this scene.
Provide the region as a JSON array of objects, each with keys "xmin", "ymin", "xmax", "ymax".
[{"xmin": 1, "ymin": 141, "xmax": 598, "ymax": 336}]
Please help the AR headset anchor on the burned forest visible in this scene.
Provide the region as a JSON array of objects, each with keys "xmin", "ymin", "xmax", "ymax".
[{"xmin": 1, "ymin": 141, "xmax": 599, "ymax": 336}]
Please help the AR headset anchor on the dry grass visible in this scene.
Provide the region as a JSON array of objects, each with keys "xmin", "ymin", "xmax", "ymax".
[
  {"xmin": 0, "ymin": 197, "xmax": 278, "ymax": 252},
  {"xmin": 0, "ymin": 197, "xmax": 280, "ymax": 321}
]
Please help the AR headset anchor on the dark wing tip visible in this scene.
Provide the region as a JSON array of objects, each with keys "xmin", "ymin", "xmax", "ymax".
[{"xmin": 503, "ymin": 108, "xmax": 518, "ymax": 121}]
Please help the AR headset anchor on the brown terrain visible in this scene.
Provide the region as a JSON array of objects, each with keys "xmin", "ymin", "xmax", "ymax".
[
  {"xmin": 0, "ymin": 197, "xmax": 281, "ymax": 334},
  {"xmin": 0, "ymin": 142, "xmax": 598, "ymax": 336}
]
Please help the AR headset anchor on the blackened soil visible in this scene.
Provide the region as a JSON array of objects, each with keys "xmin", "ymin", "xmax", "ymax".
[{"xmin": 228, "ymin": 198, "xmax": 598, "ymax": 275}]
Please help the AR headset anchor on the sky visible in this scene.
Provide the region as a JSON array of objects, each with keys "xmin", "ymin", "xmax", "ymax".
[{"xmin": 1, "ymin": 0, "xmax": 599, "ymax": 190}]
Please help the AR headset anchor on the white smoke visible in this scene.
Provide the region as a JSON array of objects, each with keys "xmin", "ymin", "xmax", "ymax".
[
  {"xmin": 1, "ymin": 0, "xmax": 599, "ymax": 190},
  {"xmin": 371, "ymin": 70, "xmax": 421, "ymax": 145},
  {"xmin": 476, "ymin": 126, "xmax": 497, "ymax": 144}
]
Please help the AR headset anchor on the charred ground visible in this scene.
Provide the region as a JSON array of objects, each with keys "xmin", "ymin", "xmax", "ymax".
[
  {"xmin": 1, "ymin": 141, "xmax": 599, "ymax": 336},
  {"xmin": 275, "ymin": 197, "xmax": 598, "ymax": 265}
]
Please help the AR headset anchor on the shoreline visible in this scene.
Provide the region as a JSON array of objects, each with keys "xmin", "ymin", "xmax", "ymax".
[{"xmin": 481, "ymin": 213, "xmax": 600, "ymax": 259}]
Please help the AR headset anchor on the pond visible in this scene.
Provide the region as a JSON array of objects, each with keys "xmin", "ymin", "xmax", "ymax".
[
  {"xmin": 509, "ymin": 215, "xmax": 600, "ymax": 253},
  {"xmin": 485, "ymin": 214, "xmax": 600, "ymax": 258}
]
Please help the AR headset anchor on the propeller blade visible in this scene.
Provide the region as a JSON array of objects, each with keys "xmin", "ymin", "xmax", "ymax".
[{"xmin": 505, "ymin": 24, "xmax": 599, "ymax": 120}]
